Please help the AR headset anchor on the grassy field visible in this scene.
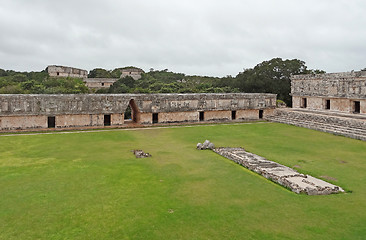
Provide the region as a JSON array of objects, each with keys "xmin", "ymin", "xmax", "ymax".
[{"xmin": 1, "ymin": 122, "xmax": 366, "ymax": 240}]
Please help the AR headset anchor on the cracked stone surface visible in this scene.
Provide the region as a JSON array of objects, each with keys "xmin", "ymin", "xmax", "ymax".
[{"xmin": 213, "ymin": 147, "xmax": 344, "ymax": 195}]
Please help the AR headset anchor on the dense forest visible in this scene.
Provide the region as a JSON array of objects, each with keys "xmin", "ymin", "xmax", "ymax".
[{"xmin": 0, "ymin": 58, "xmax": 326, "ymax": 106}]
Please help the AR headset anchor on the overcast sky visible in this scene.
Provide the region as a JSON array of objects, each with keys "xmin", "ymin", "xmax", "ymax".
[{"xmin": 0, "ymin": 0, "xmax": 365, "ymax": 76}]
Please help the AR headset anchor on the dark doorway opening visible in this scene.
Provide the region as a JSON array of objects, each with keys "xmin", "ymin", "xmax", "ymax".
[
  {"xmin": 326, "ymin": 99, "xmax": 331, "ymax": 110},
  {"xmin": 152, "ymin": 113, "xmax": 159, "ymax": 124},
  {"xmin": 259, "ymin": 110, "xmax": 263, "ymax": 119},
  {"xmin": 232, "ymin": 111, "xmax": 236, "ymax": 120},
  {"xmin": 354, "ymin": 101, "xmax": 361, "ymax": 113},
  {"xmin": 104, "ymin": 114, "xmax": 111, "ymax": 126},
  {"xmin": 199, "ymin": 111, "xmax": 204, "ymax": 121},
  {"xmin": 48, "ymin": 116, "xmax": 55, "ymax": 128},
  {"xmin": 301, "ymin": 98, "xmax": 307, "ymax": 108},
  {"xmin": 124, "ymin": 105, "xmax": 132, "ymax": 120}
]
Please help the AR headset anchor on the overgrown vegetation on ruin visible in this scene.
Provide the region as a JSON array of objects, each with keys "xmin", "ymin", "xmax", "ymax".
[
  {"xmin": 1, "ymin": 123, "xmax": 366, "ymax": 239},
  {"xmin": 0, "ymin": 58, "xmax": 324, "ymax": 105}
]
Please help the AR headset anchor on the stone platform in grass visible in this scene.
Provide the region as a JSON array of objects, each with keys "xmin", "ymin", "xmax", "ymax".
[{"xmin": 213, "ymin": 147, "xmax": 344, "ymax": 195}]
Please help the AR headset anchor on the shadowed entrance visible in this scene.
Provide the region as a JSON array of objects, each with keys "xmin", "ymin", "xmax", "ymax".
[{"xmin": 124, "ymin": 99, "xmax": 140, "ymax": 124}]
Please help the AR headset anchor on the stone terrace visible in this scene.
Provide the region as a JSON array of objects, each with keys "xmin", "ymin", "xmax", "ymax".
[
  {"xmin": 214, "ymin": 147, "xmax": 344, "ymax": 195},
  {"xmin": 265, "ymin": 108, "xmax": 366, "ymax": 141}
]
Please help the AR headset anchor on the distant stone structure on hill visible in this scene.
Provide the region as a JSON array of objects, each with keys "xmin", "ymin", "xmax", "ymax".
[
  {"xmin": 47, "ymin": 65, "xmax": 88, "ymax": 78},
  {"xmin": 120, "ymin": 67, "xmax": 144, "ymax": 80},
  {"xmin": 83, "ymin": 78, "xmax": 119, "ymax": 90},
  {"xmin": 47, "ymin": 65, "xmax": 144, "ymax": 90}
]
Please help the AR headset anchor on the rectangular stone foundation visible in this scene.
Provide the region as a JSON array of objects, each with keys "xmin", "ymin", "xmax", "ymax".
[{"xmin": 214, "ymin": 147, "xmax": 344, "ymax": 195}]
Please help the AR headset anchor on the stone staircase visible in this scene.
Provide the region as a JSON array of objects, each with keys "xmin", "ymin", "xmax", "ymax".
[{"xmin": 265, "ymin": 109, "xmax": 366, "ymax": 141}]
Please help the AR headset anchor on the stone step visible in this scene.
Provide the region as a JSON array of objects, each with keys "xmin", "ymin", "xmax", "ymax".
[
  {"xmin": 266, "ymin": 115, "xmax": 366, "ymax": 141},
  {"xmin": 268, "ymin": 116, "xmax": 366, "ymax": 134}
]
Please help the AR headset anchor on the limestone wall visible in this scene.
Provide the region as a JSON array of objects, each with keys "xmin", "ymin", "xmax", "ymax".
[
  {"xmin": 0, "ymin": 93, "xmax": 276, "ymax": 131},
  {"xmin": 291, "ymin": 71, "xmax": 366, "ymax": 114},
  {"xmin": 291, "ymin": 71, "xmax": 366, "ymax": 99}
]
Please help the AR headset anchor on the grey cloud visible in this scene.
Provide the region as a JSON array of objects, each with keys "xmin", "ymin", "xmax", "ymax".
[{"xmin": 0, "ymin": 0, "xmax": 366, "ymax": 76}]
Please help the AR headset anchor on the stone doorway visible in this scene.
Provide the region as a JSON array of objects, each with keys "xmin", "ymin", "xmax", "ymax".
[
  {"xmin": 48, "ymin": 116, "xmax": 56, "ymax": 128},
  {"xmin": 259, "ymin": 110, "xmax": 263, "ymax": 119},
  {"xmin": 104, "ymin": 114, "xmax": 111, "ymax": 126},
  {"xmin": 199, "ymin": 111, "xmax": 205, "ymax": 121},
  {"xmin": 354, "ymin": 101, "xmax": 361, "ymax": 114},
  {"xmin": 232, "ymin": 111, "xmax": 236, "ymax": 120},
  {"xmin": 124, "ymin": 99, "xmax": 140, "ymax": 124},
  {"xmin": 301, "ymin": 98, "xmax": 307, "ymax": 108},
  {"xmin": 152, "ymin": 113, "xmax": 159, "ymax": 124},
  {"xmin": 326, "ymin": 99, "xmax": 331, "ymax": 110}
]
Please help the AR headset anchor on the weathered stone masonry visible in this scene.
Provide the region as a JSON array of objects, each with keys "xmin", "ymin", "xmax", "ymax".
[
  {"xmin": 266, "ymin": 71, "xmax": 366, "ymax": 141},
  {"xmin": 0, "ymin": 93, "xmax": 276, "ymax": 131},
  {"xmin": 291, "ymin": 71, "xmax": 366, "ymax": 114}
]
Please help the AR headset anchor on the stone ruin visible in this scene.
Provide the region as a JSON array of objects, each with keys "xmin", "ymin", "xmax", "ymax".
[
  {"xmin": 213, "ymin": 147, "xmax": 344, "ymax": 195},
  {"xmin": 196, "ymin": 140, "xmax": 345, "ymax": 195},
  {"xmin": 197, "ymin": 140, "xmax": 215, "ymax": 150},
  {"xmin": 132, "ymin": 150, "xmax": 151, "ymax": 158}
]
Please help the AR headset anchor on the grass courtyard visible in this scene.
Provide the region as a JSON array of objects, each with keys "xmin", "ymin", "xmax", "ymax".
[{"xmin": 1, "ymin": 122, "xmax": 366, "ymax": 240}]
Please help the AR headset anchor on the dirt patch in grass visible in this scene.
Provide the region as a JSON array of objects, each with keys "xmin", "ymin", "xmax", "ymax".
[{"xmin": 320, "ymin": 175, "xmax": 338, "ymax": 181}]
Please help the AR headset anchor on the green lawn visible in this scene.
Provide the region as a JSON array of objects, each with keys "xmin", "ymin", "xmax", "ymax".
[{"xmin": 1, "ymin": 123, "xmax": 366, "ymax": 240}]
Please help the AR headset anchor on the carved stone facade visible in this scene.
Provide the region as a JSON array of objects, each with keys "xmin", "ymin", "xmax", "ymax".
[
  {"xmin": 47, "ymin": 65, "xmax": 88, "ymax": 78},
  {"xmin": 0, "ymin": 93, "xmax": 276, "ymax": 131},
  {"xmin": 291, "ymin": 71, "xmax": 366, "ymax": 114}
]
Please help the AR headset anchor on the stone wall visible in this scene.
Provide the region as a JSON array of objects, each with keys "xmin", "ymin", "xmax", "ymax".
[
  {"xmin": 47, "ymin": 65, "xmax": 88, "ymax": 78},
  {"xmin": 0, "ymin": 93, "xmax": 276, "ymax": 131},
  {"xmin": 291, "ymin": 71, "xmax": 366, "ymax": 114}
]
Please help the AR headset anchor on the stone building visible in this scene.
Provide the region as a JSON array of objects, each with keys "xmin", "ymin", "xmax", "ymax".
[
  {"xmin": 47, "ymin": 65, "xmax": 88, "ymax": 78},
  {"xmin": 0, "ymin": 93, "xmax": 276, "ymax": 131},
  {"xmin": 266, "ymin": 70, "xmax": 366, "ymax": 141},
  {"xmin": 83, "ymin": 78, "xmax": 119, "ymax": 90},
  {"xmin": 120, "ymin": 67, "xmax": 144, "ymax": 80},
  {"xmin": 291, "ymin": 71, "xmax": 366, "ymax": 114}
]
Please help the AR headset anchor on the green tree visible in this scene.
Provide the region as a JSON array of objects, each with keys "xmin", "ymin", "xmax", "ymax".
[
  {"xmin": 88, "ymin": 68, "xmax": 112, "ymax": 78},
  {"xmin": 235, "ymin": 58, "xmax": 321, "ymax": 106},
  {"xmin": 0, "ymin": 69, "xmax": 7, "ymax": 77}
]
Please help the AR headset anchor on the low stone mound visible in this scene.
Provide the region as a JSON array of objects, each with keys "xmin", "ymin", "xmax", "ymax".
[
  {"xmin": 214, "ymin": 147, "xmax": 344, "ymax": 195},
  {"xmin": 132, "ymin": 150, "xmax": 151, "ymax": 158},
  {"xmin": 197, "ymin": 140, "xmax": 215, "ymax": 150}
]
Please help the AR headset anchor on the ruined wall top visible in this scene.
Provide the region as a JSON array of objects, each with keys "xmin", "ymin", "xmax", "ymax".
[
  {"xmin": 291, "ymin": 71, "xmax": 366, "ymax": 99},
  {"xmin": 291, "ymin": 70, "xmax": 366, "ymax": 81},
  {"xmin": 83, "ymin": 78, "xmax": 119, "ymax": 83},
  {"xmin": 0, "ymin": 93, "xmax": 276, "ymax": 116}
]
